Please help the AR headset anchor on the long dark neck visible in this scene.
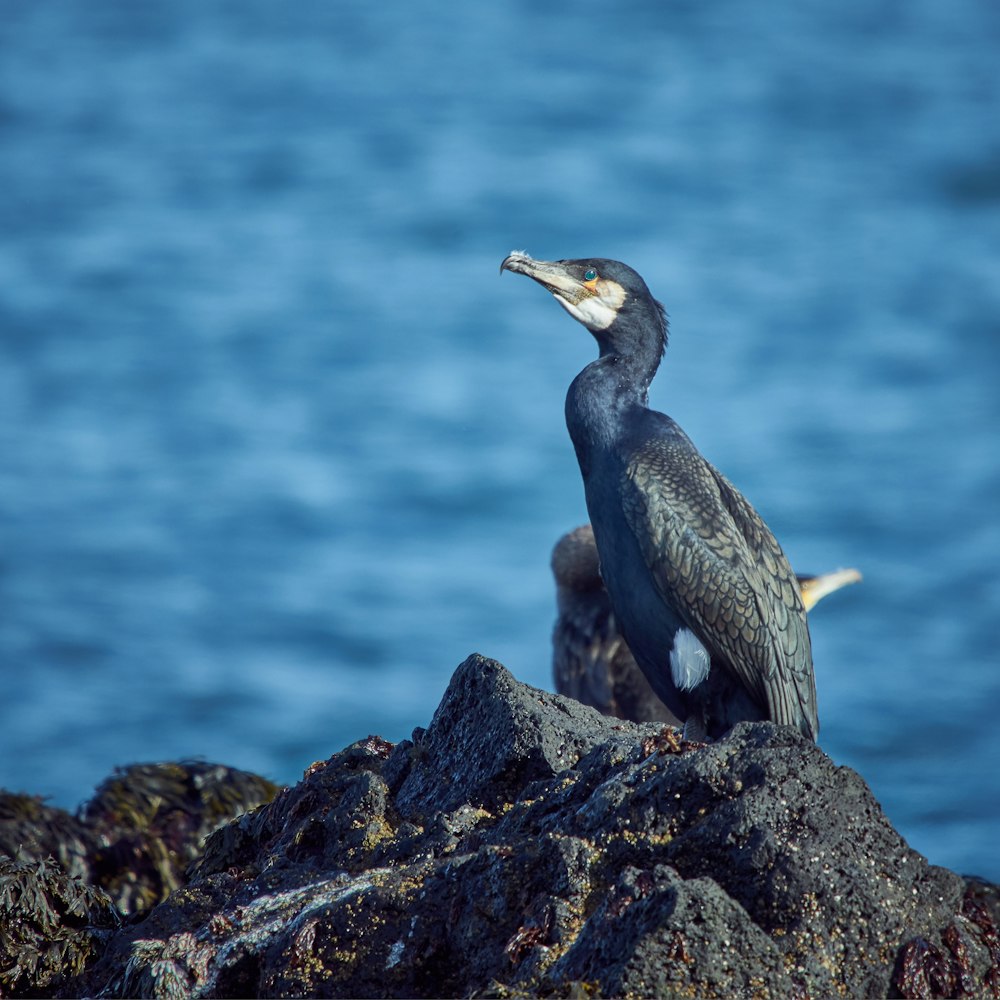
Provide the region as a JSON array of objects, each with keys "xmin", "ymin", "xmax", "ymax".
[
  {"xmin": 566, "ymin": 306, "xmax": 666, "ymax": 474},
  {"xmin": 565, "ymin": 355, "xmax": 649, "ymax": 472},
  {"xmin": 593, "ymin": 298, "xmax": 667, "ymax": 390}
]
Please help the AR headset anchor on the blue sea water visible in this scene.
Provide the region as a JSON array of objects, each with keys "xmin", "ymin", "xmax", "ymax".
[{"xmin": 1, "ymin": 1, "xmax": 998, "ymax": 879}]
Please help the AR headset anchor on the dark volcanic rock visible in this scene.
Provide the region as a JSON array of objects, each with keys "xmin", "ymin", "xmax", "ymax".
[
  {"xmin": 17, "ymin": 655, "xmax": 1000, "ymax": 998},
  {"xmin": 391, "ymin": 653, "xmax": 642, "ymax": 819}
]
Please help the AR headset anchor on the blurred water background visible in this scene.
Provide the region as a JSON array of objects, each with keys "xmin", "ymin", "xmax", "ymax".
[{"xmin": 1, "ymin": 0, "xmax": 998, "ymax": 878}]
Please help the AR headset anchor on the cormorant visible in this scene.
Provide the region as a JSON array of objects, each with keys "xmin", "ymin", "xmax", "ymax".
[
  {"xmin": 502, "ymin": 251, "xmax": 820, "ymax": 740},
  {"xmin": 552, "ymin": 523, "xmax": 680, "ymax": 726},
  {"xmin": 551, "ymin": 523, "xmax": 860, "ymax": 726}
]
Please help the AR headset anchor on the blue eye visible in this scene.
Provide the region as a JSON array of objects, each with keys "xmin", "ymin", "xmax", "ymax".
[{"xmin": 584, "ymin": 268, "xmax": 598, "ymax": 282}]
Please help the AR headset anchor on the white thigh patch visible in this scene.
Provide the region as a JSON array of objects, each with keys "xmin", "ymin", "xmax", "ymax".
[{"xmin": 670, "ymin": 628, "xmax": 711, "ymax": 691}]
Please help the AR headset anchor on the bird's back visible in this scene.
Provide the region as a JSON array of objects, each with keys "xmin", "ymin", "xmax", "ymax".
[{"xmin": 595, "ymin": 407, "xmax": 818, "ymax": 739}]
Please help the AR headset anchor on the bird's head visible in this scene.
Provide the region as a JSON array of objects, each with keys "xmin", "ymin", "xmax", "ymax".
[
  {"xmin": 551, "ymin": 523, "xmax": 602, "ymax": 593},
  {"xmin": 500, "ymin": 251, "xmax": 667, "ymax": 362}
]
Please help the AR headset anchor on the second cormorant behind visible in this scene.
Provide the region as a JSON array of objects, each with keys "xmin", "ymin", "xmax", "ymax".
[
  {"xmin": 552, "ymin": 523, "xmax": 860, "ymax": 726},
  {"xmin": 503, "ymin": 251, "xmax": 820, "ymax": 741}
]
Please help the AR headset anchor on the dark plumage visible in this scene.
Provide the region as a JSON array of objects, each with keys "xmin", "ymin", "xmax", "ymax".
[
  {"xmin": 552, "ymin": 524, "xmax": 680, "ymax": 726},
  {"xmin": 502, "ymin": 252, "xmax": 820, "ymax": 740},
  {"xmin": 551, "ymin": 523, "xmax": 860, "ymax": 726}
]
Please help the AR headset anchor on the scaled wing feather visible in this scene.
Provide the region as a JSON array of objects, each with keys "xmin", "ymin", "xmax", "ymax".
[{"xmin": 620, "ymin": 432, "xmax": 817, "ymax": 737}]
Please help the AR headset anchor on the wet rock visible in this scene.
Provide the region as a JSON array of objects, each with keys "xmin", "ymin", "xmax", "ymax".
[
  {"xmin": 58, "ymin": 654, "xmax": 1000, "ymax": 999},
  {"xmin": 892, "ymin": 889, "xmax": 1000, "ymax": 999},
  {"xmin": 7, "ymin": 655, "xmax": 1000, "ymax": 998}
]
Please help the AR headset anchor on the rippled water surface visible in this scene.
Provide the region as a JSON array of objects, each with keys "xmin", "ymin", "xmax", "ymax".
[{"xmin": 2, "ymin": 1, "xmax": 999, "ymax": 877}]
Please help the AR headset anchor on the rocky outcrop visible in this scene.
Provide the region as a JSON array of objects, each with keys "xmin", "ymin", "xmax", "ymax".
[{"xmin": 4, "ymin": 655, "xmax": 998, "ymax": 997}]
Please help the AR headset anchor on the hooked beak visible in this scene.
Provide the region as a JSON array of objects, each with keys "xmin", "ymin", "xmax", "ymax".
[{"xmin": 500, "ymin": 251, "xmax": 593, "ymax": 307}]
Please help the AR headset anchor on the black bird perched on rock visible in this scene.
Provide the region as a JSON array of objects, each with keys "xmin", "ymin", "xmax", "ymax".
[
  {"xmin": 551, "ymin": 523, "xmax": 860, "ymax": 726},
  {"xmin": 502, "ymin": 252, "xmax": 820, "ymax": 740},
  {"xmin": 551, "ymin": 523, "xmax": 680, "ymax": 726}
]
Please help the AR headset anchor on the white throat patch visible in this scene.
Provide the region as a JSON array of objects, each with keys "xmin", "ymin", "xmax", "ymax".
[
  {"xmin": 670, "ymin": 628, "xmax": 711, "ymax": 691},
  {"xmin": 555, "ymin": 279, "xmax": 626, "ymax": 332}
]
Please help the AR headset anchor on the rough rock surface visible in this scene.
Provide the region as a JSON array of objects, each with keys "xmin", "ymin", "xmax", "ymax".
[
  {"xmin": 6, "ymin": 655, "xmax": 999, "ymax": 998},
  {"xmin": 56, "ymin": 655, "xmax": 998, "ymax": 999}
]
